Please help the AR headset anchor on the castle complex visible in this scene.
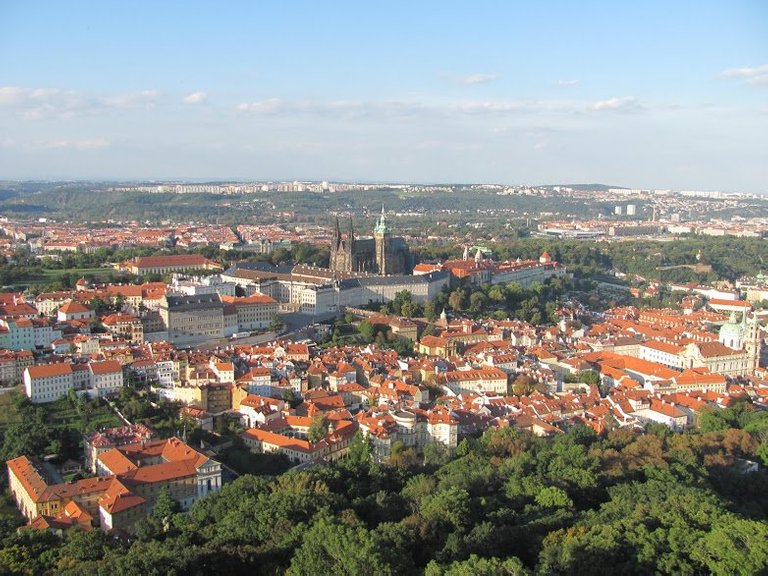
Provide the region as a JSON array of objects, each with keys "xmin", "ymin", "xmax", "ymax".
[{"xmin": 330, "ymin": 208, "xmax": 411, "ymax": 276}]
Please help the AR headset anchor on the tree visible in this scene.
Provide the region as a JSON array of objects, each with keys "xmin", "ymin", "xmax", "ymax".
[
  {"xmin": 401, "ymin": 300, "xmax": 419, "ymax": 318},
  {"xmin": 89, "ymin": 296, "xmax": 109, "ymax": 316},
  {"xmin": 699, "ymin": 408, "xmax": 730, "ymax": 433},
  {"xmin": 153, "ymin": 487, "xmax": 181, "ymax": 525},
  {"xmin": 0, "ymin": 529, "xmax": 60, "ymax": 575},
  {"xmin": 426, "ymin": 554, "xmax": 528, "ymax": 576},
  {"xmin": 358, "ymin": 320, "xmax": 374, "ymax": 342},
  {"xmin": 448, "ymin": 290, "xmax": 464, "ymax": 311},
  {"xmin": 307, "ymin": 413, "xmax": 328, "ymax": 443},
  {"xmin": 511, "ymin": 374, "xmax": 536, "ymax": 396},
  {"xmin": 391, "ymin": 290, "xmax": 414, "ymax": 316},
  {"xmin": 488, "ymin": 284, "xmax": 506, "ymax": 303},
  {"xmin": 423, "ymin": 441, "xmax": 451, "ymax": 467},
  {"xmin": 0, "ymin": 403, "xmax": 52, "ymax": 461},
  {"xmin": 388, "ymin": 440, "xmax": 419, "ymax": 469},
  {"xmin": 424, "ymin": 300, "xmax": 437, "ymax": 321},
  {"xmin": 288, "ymin": 517, "xmax": 395, "ymax": 576},
  {"xmin": 57, "ymin": 528, "xmax": 118, "ymax": 567},
  {"xmin": 692, "ymin": 516, "xmax": 768, "ymax": 575},
  {"xmin": 344, "ymin": 432, "xmax": 373, "ymax": 471},
  {"xmin": 576, "ymin": 370, "xmax": 600, "ymax": 386},
  {"xmin": 269, "ymin": 315, "xmax": 284, "ymax": 333},
  {"xmin": 469, "ymin": 291, "xmax": 488, "ymax": 315}
]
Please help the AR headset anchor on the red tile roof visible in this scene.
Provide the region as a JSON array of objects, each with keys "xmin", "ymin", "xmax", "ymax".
[
  {"xmin": 27, "ymin": 363, "xmax": 72, "ymax": 379},
  {"xmin": 58, "ymin": 301, "xmax": 91, "ymax": 314},
  {"xmin": 90, "ymin": 360, "xmax": 122, "ymax": 375}
]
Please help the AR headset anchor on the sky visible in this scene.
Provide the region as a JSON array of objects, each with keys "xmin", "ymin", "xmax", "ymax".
[{"xmin": 0, "ymin": 1, "xmax": 766, "ymax": 191}]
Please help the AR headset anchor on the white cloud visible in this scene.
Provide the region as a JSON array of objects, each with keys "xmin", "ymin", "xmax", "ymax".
[
  {"xmin": 36, "ymin": 138, "xmax": 110, "ymax": 151},
  {"xmin": 591, "ymin": 96, "xmax": 643, "ymax": 112},
  {"xmin": 183, "ymin": 91, "xmax": 208, "ymax": 104},
  {"xmin": 721, "ymin": 64, "xmax": 768, "ymax": 78},
  {"xmin": 0, "ymin": 86, "xmax": 65, "ymax": 106},
  {"xmin": 2, "ymin": 138, "xmax": 111, "ymax": 151},
  {"xmin": 458, "ymin": 73, "xmax": 498, "ymax": 85},
  {"xmin": 236, "ymin": 99, "xmax": 381, "ymax": 117},
  {"xmin": 0, "ymin": 87, "xmax": 84, "ymax": 119},
  {"xmin": 456, "ymin": 101, "xmax": 527, "ymax": 114},
  {"xmin": 556, "ymin": 80, "xmax": 579, "ymax": 87},
  {"xmin": 0, "ymin": 87, "xmax": 26, "ymax": 106},
  {"xmin": 721, "ymin": 64, "xmax": 768, "ymax": 86},
  {"xmin": 236, "ymin": 97, "xmax": 530, "ymax": 118},
  {"xmin": 103, "ymin": 90, "xmax": 159, "ymax": 109},
  {"xmin": 23, "ymin": 105, "xmax": 58, "ymax": 121},
  {"xmin": 237, "ymin": 98, "xmax": 285, "ymax": 113}
]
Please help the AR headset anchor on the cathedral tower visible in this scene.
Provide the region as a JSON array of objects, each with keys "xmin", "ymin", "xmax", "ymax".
[{"xmin": 374, "ymin": 206, "xmax": 393, "ymax": 275}]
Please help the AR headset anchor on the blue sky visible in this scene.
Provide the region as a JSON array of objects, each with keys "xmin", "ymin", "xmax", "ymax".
[{"xmin": 1, "ymin": 1, "xmax": 766, "ymax": 191}]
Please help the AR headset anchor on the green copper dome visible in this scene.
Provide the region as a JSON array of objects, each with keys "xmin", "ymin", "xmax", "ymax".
[
  {"xmin": 374, "ymin": 206, "xmax": 390, "ymax": 234},
  {"xmin": 718, "ymin": 311, "xmax": 744, "ymax": 349}
]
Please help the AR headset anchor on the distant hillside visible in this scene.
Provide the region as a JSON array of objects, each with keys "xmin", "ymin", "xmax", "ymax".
[
  {"xmin": 0, "ymin": 185, "xmax": 622, "ymax": 224},
  {"xmin": 546, "ymin": 183, "xmax": 624, "ymax": 192}
]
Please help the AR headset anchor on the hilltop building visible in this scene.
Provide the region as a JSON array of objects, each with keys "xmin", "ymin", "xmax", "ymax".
[
  {"xmin": 222, "ymin": 262, "xmax": 449, "ymax": 316},
  {"xmin": 330, "ymin": 209, "xmax": 411, "ymax": 275}
]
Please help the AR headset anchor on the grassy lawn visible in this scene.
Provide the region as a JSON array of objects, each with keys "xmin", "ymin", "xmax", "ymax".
[
  {"xmin": 23, "ymin": 266, "xmax": 112, "ymax": 286},
  {"xmin": 42, "ymin": 396, "xmax": 123, "ymax": 432},
  {"xmin": 0, "ymin": 391, "xmax": 123, "ymax": 433}
]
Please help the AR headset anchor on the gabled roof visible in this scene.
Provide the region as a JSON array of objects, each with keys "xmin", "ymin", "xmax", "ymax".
[
  {"xmin": 58, "ymin": 301, "xmax": 92, "ymax": 314},
  {"xmin": 97, "ymin": 448, "xmax": 138, "ymax": 475},
  {"xmin": 90, "ymin": 360, "xmax": 122, "ymax": 375},
  {"xmin": 27, "ymin": 363, "xmax": 72, "ymax": 379},
  {"xmin": 673, "ymin": 367, "xmax": 727, "ymax": 386},
  {"xmin": 98, "ymin": 478, "xmax": 145, "ymax": 515},
  {"xmin": 221, "ymin": 293, "xmax": 277, "ymax": 306}
]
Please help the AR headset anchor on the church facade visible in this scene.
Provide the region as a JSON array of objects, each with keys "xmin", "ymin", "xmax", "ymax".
[{"xmin": 330, "ymin": 210, "xmax": 411, "ymax": 276}]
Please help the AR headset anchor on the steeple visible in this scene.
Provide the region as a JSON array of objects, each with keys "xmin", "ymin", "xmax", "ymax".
[
  {"xmin": 333, "ymin": 216, "xmax": 342, "ymax": 248},
  {"xmin": 374, "ymin": 205, "xmax": 389, "ymax": 235}
]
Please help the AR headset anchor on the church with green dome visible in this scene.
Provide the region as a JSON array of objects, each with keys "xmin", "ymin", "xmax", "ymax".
[
  {"xmin": 330, "ymin": 208, "xmax": 411, "ymax": 276},
  {"xmin": 718, "ymin": 310, "xmax": 763, "ymax": 374}
]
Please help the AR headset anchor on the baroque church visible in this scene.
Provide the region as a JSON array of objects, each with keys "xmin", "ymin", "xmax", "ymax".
[
  {"xmin": 718, "ymin": 310, "xmax": 763, "ymax": 374},
  {"xmin": 330, "ymin": 208, "xmax": 411, "ymax": 276}
]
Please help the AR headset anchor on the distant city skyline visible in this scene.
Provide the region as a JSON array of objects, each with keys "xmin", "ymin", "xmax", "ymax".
[{"xmin": 1, "ymin": 1, "xmax": 766, "ymax": 192}]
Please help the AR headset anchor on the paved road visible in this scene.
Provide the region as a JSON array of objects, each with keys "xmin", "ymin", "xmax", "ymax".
[{"xmin": 191, "ymin": 331, "xmax": 277, "ymax": 352}]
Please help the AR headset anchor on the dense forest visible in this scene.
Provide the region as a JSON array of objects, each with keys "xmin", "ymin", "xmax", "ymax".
[{"xmin": 2, "ymin": 410, "xmax": 768, "ymax": 575}]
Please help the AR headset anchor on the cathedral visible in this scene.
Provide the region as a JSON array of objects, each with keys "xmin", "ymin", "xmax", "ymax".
[{"xmin": 330, "ymin": 209, "xmax": 411, "ymax": 276}]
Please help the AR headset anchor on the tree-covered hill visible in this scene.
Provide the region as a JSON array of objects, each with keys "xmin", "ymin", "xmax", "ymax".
[
  {"xmin": 2, "ymin": 416, "xmax": 767, "ymax": 575},
  {"xmin": 0, "ymin": 186, "xmax": 625, "ymax": 224}
]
